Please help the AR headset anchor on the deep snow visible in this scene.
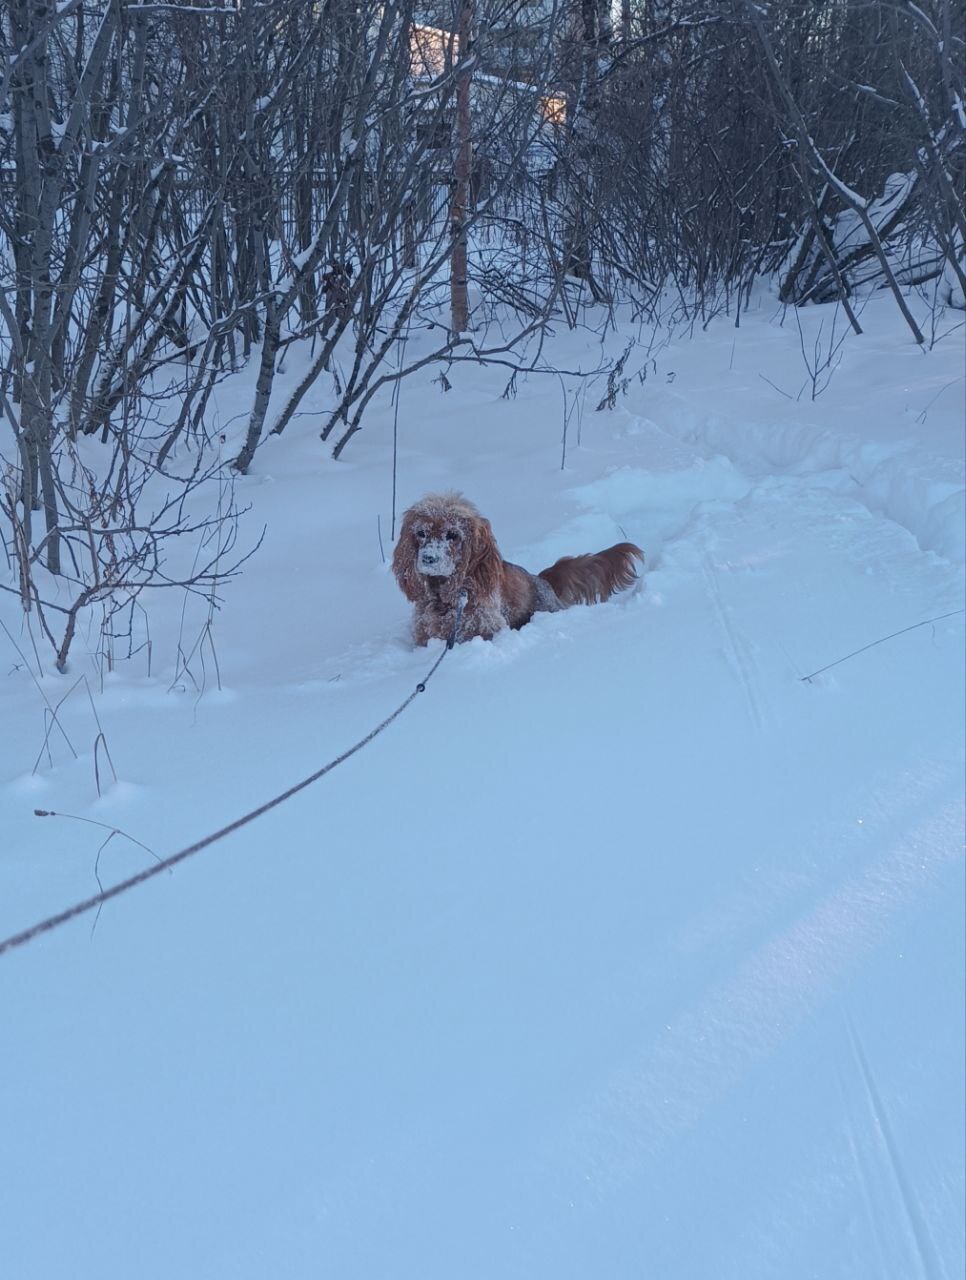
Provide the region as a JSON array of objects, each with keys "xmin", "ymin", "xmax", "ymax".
[{"xmin": 1, "ymin": 291, "xmax": 964, "ymax": 1279}]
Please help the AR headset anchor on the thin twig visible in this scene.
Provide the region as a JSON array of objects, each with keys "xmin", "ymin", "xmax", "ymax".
[{"xmin": 801, "ymin": 609, "xmax": 965, "ymax": 682}]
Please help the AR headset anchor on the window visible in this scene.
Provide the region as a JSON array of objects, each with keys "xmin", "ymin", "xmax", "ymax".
[
  {"xmin": 540, "ymin": 95, "xmax": 566, "ymax": 125},
  {"xmin": 410, "ymin": 23, "xmax": 456, "ymax": 78}
]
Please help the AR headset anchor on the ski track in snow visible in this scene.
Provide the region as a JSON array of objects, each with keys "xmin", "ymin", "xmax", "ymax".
[
  {"xmin": 549, "ymin": 797, "xmax": 961, "ymax": 1190},
  {"xmin": 701, "ymin": 552, "xmax": 768, "ymax": 731},
  {"xmin": 843, "ymin": 1014, "xmax": 948, "ymax": 1280}
]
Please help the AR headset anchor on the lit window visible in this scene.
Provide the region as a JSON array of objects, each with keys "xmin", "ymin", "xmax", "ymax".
[
  {"xmin": 410, "ymin": 24, "xmax": 456, "ymax": 78},
  {"xmin": 540, "ymin": 95, "xmax": 566, "ymax": 125}
]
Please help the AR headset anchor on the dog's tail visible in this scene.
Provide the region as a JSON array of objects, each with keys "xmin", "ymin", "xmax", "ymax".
[{"xmin": 538, "ymin": 542, "xmax": 644, "ymax": 607}]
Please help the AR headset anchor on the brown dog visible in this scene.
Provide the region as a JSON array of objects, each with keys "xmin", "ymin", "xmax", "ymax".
[{"xmin": 392, "ymin": 492, "xmax": 643, "ymax": 645}]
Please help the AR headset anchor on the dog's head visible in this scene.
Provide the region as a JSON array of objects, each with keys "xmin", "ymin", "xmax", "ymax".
[{"xmin": 392, "ymin": 493, "xmax": 502, "ymax": 601}]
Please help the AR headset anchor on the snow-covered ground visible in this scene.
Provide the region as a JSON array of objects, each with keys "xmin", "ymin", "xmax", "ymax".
[{"xmin": 2, "ymin": 291, "xmax": 964, "ymax": 1279}]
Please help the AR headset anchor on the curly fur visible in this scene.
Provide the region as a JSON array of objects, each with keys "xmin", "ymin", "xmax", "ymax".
[{"xmin": 392, "ymin": 492, "xmax": 644, "ymax": 645}]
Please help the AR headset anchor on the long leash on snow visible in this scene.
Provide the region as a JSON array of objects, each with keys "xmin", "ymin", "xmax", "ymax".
[{"xmin": 0, "ymin": 599, "xmax": 469, "ymax": 960}]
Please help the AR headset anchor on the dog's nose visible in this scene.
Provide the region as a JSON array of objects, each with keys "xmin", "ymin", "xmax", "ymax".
[{"xmin": 422, "ymin": 552, "xmax": 439, "ymax": 565}]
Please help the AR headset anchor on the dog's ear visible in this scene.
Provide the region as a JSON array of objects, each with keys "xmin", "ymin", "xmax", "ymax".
[
  {"xmin": 464, "ymin": 516, "xmax": 502, "ymax": 598},
  {"xmin": 392, "ymin": 509, "xmax": 423, "ymax": 602}
]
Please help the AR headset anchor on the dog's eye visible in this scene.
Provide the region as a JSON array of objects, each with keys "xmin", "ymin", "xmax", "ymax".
[
  {"xmin": 445, "ymin": 530, "xmax": 460, "ymax": 542},
  {"xmin": 415, "ymin": 529, "xmax": 427, "ymax": 542}
]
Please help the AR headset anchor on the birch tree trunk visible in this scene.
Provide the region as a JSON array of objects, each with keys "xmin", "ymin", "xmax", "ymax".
[{"xmin": 450, "ymin": 1, "xmax": 474, "ymax": 335}]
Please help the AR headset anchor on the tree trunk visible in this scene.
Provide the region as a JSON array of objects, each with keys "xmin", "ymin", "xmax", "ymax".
[{"xmin": 450, "ymin": 2, "xmax": 473, "ymax": 334}]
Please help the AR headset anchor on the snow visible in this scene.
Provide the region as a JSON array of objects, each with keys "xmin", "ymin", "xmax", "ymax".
[{"xmin": 1, "ymin": 290, "xmax": 963, "ymax": 1278}]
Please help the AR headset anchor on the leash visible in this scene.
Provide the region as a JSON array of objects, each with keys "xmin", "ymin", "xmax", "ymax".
[
  {"xmin": 0, "ymin": 609, "xmax": 467, "ymax": 959},
  {"xmin": 447, "ymin": 591, "xmax": 468, "ymax": 651}
]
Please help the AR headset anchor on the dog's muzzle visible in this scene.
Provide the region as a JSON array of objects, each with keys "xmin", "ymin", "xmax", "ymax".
[{"xmin": 417, "ymin": 540, "xmax": 456, "ymax": 576}]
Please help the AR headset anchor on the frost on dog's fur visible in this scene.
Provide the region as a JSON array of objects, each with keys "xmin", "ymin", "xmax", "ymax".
[{"xmin": 392, "ymin": 492, "xmax": 644, "ymax": 645}]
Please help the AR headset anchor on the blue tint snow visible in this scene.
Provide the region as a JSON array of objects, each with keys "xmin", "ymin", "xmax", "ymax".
[{"xmin": 1, "ymin": 291, "xmax": 963, "ymax": 1279}]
